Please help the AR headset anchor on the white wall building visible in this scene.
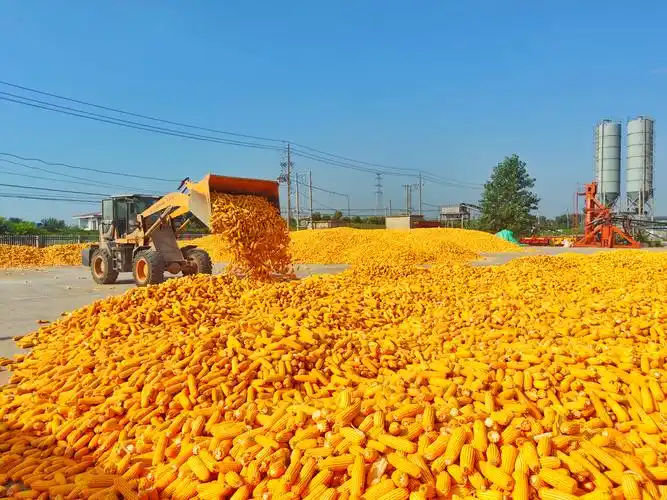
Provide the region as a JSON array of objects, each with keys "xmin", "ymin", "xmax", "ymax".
[{"xmin": 72, "ymin": 212, "xmax": 102, "ymax": 231}]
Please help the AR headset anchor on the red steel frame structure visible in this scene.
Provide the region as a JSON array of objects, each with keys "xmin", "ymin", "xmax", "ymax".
[{"xmin": 573, "ymin": 182, "xmax": 640, "ymax": 248}]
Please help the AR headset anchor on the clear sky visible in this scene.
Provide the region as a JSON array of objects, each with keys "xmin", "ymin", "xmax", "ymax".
[{"xmin": 1, "ymin": 0, "xmax": 665, "ymax": 222}]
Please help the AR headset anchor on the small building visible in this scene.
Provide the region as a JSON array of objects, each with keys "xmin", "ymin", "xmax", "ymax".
[
  {"xmin": 385, "ymin": 215, "xmax": 439, "ymax": 230},
  {"xmin": 439, "ymin": 203, "xmax": 480, "ymax": 227},
  {"xmin": 312, "ymin": 220, "xmax": 348, "ymax": 230},
  {"xmin": 72, "ymin": 212, "xmax": 102, "ymax": 231}
]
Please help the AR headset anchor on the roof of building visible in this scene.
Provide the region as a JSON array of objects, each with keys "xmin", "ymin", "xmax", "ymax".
[{"xmin": 72, "ymin": 212, "xmax": 102, "ymax": 219}]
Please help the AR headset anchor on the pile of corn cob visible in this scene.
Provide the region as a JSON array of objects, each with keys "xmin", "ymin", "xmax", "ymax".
[
  {"xmin": 2, "ymin": 251, "xmax": 667, "ymax": 498},
  {"xmin": 289, "ymin": 227, "xmax": 518, "ymax": 265},
  {"xmin": 208, "ymin": 194, "xmax": 292, "ymax": 280},
  {"xmin": 0, "ymin": 244, "xmax": 87, "ymax": 270},
  {"xmin": 188, "ymin": 227, "xmax": 519, "ymax": 268}
]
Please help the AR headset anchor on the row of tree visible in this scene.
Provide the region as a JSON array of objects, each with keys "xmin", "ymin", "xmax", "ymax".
[{"xmin": 0, "ymin": 217, "xmax": 94, "ymax": 235}]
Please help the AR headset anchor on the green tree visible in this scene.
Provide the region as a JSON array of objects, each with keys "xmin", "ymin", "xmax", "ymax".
[
  {"xmin": 40, "ymin": 218, "xmax": 67, "ymax": 232},
  {"xmin": 0, "ymin": 217, "xmax": 9, "ymax": 234},
  {"xmin": 332, "ymin": 210, "xmax": 343, "ymax": 220},
  {"xmin": 11, "ymin": 221, "xmax": 45, "ymax": 235},
  {"xmin": 479, "ymin": 154, "xmax": 539, "ymax": 235},
  {"xmin": 311, "ymin": 211, "xmax": 322, "ymax": 222},
  {"xmin": 554, "ymin": 213, "xmax": 570, "ymax": 228}
]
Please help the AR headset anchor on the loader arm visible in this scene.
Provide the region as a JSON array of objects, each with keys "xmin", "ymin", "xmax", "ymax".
[
  {"xmin": 137, "ymin": 173, "xmax": 280, "ymax": 232},
  {"xmin": 139, "ymin": 192, "xmax": 191, "ymax": 221}
]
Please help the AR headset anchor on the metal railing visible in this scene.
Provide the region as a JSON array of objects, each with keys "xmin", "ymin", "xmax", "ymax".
[
  {"xmin": 0, "ymin": 234, "xmax": 98, "ymax": 247},
  {"xmin": 0, "ymin": 233, "xmax": 207, "ymax": 247}
]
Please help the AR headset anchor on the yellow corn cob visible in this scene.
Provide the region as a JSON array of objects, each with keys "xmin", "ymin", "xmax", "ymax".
[
  {"xmin": 376, "ymin": 487, "xmax": 409, "ymax": 500},
  {"xmin": 443, "ymin": 427, "xmax": 467, "ymax": 465},
  {"xmin": 351, "ymin": 453, "xmax": 365, "ymax": 496},
  {"xmin": 386, "ymin": 453, "xmax": 421, "ymax": 478},
  {"xmin": 362, "ymin": 478, "xmax": 395, "ymax": 500},
  {"xmin": 539, "ymin": 468, "xmax": 577, "ymax": 494},
  {"xmin": 478, "ymin": 461, "xmax": 513, "ymax": 489},
  {"xmin": 377, "ymin": 434, "xmax": 417, "ymax": 454},
  {"xmin": 318, "ymin": 454, "xmax": 355, "ymax": 471},
  {"xmin": 459, "ymin": 444, "xmax": 475, "ymax": 474},
  {"xmin": 185, "ymin": 455, "xmax": 211, "ymax": 482}
]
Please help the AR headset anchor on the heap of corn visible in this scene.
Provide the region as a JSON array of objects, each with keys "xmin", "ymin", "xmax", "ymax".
[
  {"xmin": 207, "ymin": 193, "xmax": 292, "ymax": 279},
  {"xmin": 188, "ymin": 227, "xmax": 519, "ymax": 268},
  {"xmin": 3, "ymin": 251, "xmax": 667, "ymax": 498},
  {"xmin": 0, "ymin": 244, "xmax": 87, "ymax": 270}
]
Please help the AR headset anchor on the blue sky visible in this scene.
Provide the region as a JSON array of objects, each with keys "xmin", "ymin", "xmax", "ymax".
[{"xmin": 0, "ymin": 0, "xmax": 665, "ymax": 222}]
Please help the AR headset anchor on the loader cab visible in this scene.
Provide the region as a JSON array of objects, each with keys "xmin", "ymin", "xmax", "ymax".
[{"xmin": 101, "ymin": 194, "xmax": 161, "ymax": 239}]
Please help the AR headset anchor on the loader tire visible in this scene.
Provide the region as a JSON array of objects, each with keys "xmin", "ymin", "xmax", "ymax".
[
  {"xmin": 90, "ymin": 249, "xmax": 118, "ymax": 285},
  {"xmin": 132, "ymin": 249, "xmax": 165, "ymax": 287},
  {"xmin": 182, "ymin": 248, "xmax": 213, "ymax": 276}
]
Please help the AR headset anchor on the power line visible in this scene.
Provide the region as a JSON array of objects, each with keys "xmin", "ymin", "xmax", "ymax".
[
  {"xmin": 0, "ymin": 152, "xmax": 177, "ymax": 183},
  {"xmin": 296, "ymin": 179, "xmax": 347, "ymax": 198},
  {"xmin": 0, "ymin": 80, "xmax": 284, "ymax": 144},
  {"xmin": 0, "ymin": 193, "xmax": 100, "ymax": 203},
  {"xmin": 0, "ymin": 93, "xmax": 283, "ymax": 153},
  {"xmin": 0, "ymin": 183, "xmax": 110, "ymax": 197},
  {"xmin": 0, "ymin": 166, "xmax": 125, "ymax": 191},
  {"xmin": 293, "ymin": 149, "xmax": 482, "ymax": 189},
  {"xmin": 0, "ymin": 80, "xmax": 481, "ymax": 186},
  {"xmin": 0, "ymin": 158, "xmax": 149, "ymax": 192},
  {"xmin": 311, "ymin": 198, "xmax": 337, "ymax": 211}
]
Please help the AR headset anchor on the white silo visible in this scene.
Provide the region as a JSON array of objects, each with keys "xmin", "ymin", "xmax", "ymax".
[
  {"xmin": 594, "ymin": 120, "xmax": 622, "ymax": 208},
  {"xmin": 626, "ymin": 116, "xmax": 655, "ymax": 218}
]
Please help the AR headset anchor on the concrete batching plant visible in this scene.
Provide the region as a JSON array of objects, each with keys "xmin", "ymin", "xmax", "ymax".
[
  {"xmin": 626, "ymin": 116, "xmax": 655, "ymax": 218},
  {"xmin": 594, "ymin": 120, "xmax": 622, "ymax": 208}
]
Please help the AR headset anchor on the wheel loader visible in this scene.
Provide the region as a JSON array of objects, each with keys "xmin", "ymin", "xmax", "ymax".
[{"xmin": 82, "ymin": 174, "xmax": 280, "ymax": 287}]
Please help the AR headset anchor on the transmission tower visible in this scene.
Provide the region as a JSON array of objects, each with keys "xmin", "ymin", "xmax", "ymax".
[{"xmin": 374, "ymin": 173, "xmax": 383, "ymax": 216}]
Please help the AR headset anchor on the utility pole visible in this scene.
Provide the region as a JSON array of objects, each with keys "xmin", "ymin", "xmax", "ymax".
[
  {"xmin": 295, "ymin": 171, "xmax": 300, "ymax": 231},
  {"xmin": 403, "ymin": 184, "xmax": 412, "ymax": 215},
  {"xmin": 345, "ymin": 194, "xmax": 351, "ymax": 218},
  {"xmin": 286, "ymin": 143, "xmax": 292, "ymax": 229},
  {"xmin": 309, "ymin": 170, "xmax": 313, "ymax": 229},
  {"xmin": 418, "ymin": 172, "xmax": 423, "ymax": 216},
  {"xmin": 389, "ymin": 199, "xmax": 392, "ymax": 216}
]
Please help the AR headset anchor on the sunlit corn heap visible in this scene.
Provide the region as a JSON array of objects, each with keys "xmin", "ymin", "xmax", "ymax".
[
  {"xmin": 0, "ymin": 244, "xmax": 87, "ymax": 270},
  {"xmin": 190, "ymin": 227, "xmax": 519, "ymax": 268},
  {"xmin": 4, "ymin": 252, "xmax": 667, "ymax": 499},
  {"xmin": 209, "ymin": 193, "xmax": 292, "ymax": 280}
]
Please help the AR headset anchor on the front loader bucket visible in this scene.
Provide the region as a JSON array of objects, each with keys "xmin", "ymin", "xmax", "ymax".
[{"xmin": 187, "ymin": 174, "xmax": 280, "ymax": 230}]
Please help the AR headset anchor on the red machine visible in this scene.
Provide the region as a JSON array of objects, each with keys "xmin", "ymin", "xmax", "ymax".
[
  {"xmin": 519, "ymin": 236, "xmax": 552, "ymax": 246},
  {"xmin": 573, "ymin": 182, "xmax": 639, "ymax": 248}
]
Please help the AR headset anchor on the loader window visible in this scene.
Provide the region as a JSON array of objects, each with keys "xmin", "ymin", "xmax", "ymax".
[{"xmin": 102, "ymin": 199, "xmax": 113, "ymax": 223}]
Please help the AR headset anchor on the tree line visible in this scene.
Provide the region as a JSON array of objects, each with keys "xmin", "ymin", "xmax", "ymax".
[{"xmin": 0, "ymin": 217, "xmax": 94, "ymax": 235}]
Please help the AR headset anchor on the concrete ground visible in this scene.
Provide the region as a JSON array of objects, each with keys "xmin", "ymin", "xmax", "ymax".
[{"xmin": 2, "ymin": 246, "xmax": 665, "ymax": 384}]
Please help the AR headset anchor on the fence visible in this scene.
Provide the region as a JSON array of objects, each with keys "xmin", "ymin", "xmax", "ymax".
[
  {"xmin": 0, "ymin": 234, "xmax": 99, "ymax": 247},
  {"xmin": 0, "ymin": 233, "xmax": 206, "ymax": 248}
]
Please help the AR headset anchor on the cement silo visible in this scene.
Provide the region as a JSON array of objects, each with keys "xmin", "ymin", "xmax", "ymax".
[
  {"xmin": 626, "ymin": 116, "xmax": 655, "ymax": 218},
  {"xmin": 594, "ymin": 120, "xmax": 622, "ymax": 208}
]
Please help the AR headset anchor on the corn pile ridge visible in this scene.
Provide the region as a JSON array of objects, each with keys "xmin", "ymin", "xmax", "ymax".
[
  {"xmin": 0, "ymin": 244, "xmax": 87, "ymax": 270},
  {"xmin": 2, "ymin": 252, "xmax": 667, "ymax": 498},
  {"xmin": 289, "ymin": 227, "xmax": 518, "ymax": 266},
  {"xmin": 189, "ymin": 227, "xmax": 520, "ymax": 268}
]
